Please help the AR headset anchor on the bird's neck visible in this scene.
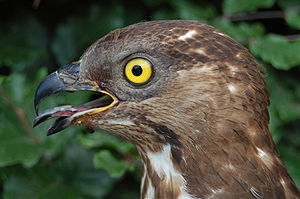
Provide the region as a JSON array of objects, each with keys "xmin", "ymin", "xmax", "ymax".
[
  {"xmin": 136, "ymin": 123, "xmax": 299, "ymax": 199},
  {"xmin": 138, "ymin": 144, "xmax": 195, "ymax": 199}
]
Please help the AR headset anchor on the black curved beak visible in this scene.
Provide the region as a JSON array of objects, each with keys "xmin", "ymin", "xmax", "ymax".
[
  {"xmin": 33, "ymin": 62, "xmax": 118, "ymax": 136},
  {"xmin": 34, "ymin": 62, "xmax": 99, "ymax": 114}
]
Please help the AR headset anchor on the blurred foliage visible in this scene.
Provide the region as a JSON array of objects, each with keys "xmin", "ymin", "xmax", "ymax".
[{"xmin": 0, "ymin": 0, "xmax": 299, "ymax": 198}]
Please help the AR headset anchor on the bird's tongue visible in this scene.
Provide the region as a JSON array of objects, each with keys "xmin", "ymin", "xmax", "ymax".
[
  {"xmin": 51, "ymin": 107, "xmax": 88, "ymax": 117},
  {"xmin": 33, "ymin": 105, "xmax": 88, "ymax": 127},
  {"xmin": 33, "ymin": 95, "xmax": 113, "ymax": 127}
]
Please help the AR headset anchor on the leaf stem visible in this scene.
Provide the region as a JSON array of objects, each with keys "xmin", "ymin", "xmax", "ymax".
[
  {"xmin": 223, "ymin": 11, "xmax": 284, "ymax": 22},
  {"xmin": 0, "ymin": 88, "xmax": 41, "ymax": 144}
]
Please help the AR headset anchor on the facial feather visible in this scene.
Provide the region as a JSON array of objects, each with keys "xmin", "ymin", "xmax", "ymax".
[{"xmin": 34, "ymin": 20, "xmax": 300, "ymax": 199}]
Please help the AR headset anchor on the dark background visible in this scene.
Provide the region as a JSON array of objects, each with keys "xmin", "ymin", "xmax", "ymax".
[{"xmin": 0, "ymin": 0, "xmax": 299, "ymax": 198}]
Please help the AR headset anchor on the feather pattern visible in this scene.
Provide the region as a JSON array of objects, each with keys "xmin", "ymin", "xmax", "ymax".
[{"xmin": 34, "ymin": 20, "xmax": 300, "ymax": 199}]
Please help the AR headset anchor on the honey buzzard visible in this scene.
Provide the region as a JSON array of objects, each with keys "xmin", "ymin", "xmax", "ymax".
[{"xmin": 34, "ymin": 20, "xmax": 300, "ymax": 199}]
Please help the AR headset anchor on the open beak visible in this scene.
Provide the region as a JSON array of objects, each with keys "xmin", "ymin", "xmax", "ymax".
[{"xmin": 33, "ymin": 62, "xmax": 119, "ymax": 136}]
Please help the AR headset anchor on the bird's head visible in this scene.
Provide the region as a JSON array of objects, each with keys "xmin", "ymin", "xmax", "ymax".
[
  {"xmin": 34, "ymin": 20, "xmax": 300, "ymax": 199},
  {"xmin": 34, "ymin": 20, "xmax": 267, "ymax": 152}
]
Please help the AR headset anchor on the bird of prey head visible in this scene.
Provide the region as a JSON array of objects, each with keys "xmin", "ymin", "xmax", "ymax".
[{"xmin": 34, "ymin": 20, "xmax": 299, "ymax": 199}]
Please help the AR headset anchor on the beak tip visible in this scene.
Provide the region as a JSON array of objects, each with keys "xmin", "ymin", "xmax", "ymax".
[
  {"xmin": 47, "ymin": 117, "xmax": 70, "ymax": 136},
  {"xmin": 33, "ymin": 63, "xmax": 81, "ymax": 120},
  {"xmin": 34, "ymin": 104, "xmax": 39, "ymax": 116},
  {"xmin": 47, "ymin": 126, "xmax": 59, "ymax": 136},
  {"xmin": 33, "ymin": 119, "xmax": 39, "ymax": 128},
  {"xmin": 47, "ymin": 129, "xmax": 56, "ymax": 136},
  {"xmin": 33, "ymin": 71, "xmax": 63, "ymax": 117}
]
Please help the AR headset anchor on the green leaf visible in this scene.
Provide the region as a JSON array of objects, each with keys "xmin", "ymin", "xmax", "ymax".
[
  {"xmin": 223, "ymin": 0, "xmax": 275, "ymax": 15},
  {"xmin": 51, "ymin": 4, "xmax": 124, "ymax": 65},
  {"xmin": 0, "ymin": 69, "xmax": 87, "ymax": 168},
  {"xmin": 153, "ymin": 9, "xmax": 179, "ymax": 20},
  {"xmin": 142, "ymin": 0, "xmax": 168, "ymax": 7},
  {"xmin": 0, "ymin": 72, "xmax": 46, "ymax": 167},
  {"xmin": 268, "ymin": 71, "xmax": 300, "ymax": 122},
  {"xmin": 0, "ymin": 31, "xmax": 45, "ymax": 68},
  {"xmin": 285, "ymin": 8, "xmax": 300, "ymax": 30},
  {"xmin": 3, "ymin": 141, "xmax": 116, "ymax": 199},
  {"xmin": 278, "ymin": 145, "xmax": 300, "ymax": 188},
  {"xmin": 265, "ymin": 66, "xmax": 300, "ymax": 142},
  {"xmin": 212, "ymin": 20, "xmax": 264, "ymax": 43},
  {"xmin": 278, "ymin": 0, "xmax": 300, "ymax": 9},
  {"xmin": 56, "ymin": 141, "xmax": 117, "ymax": 198},
  {"xmin": 77, "ymin": 132, "xmax": 135, "ymax": 154},
  {"xmin": 170, "ymin": 0, "xmax": 217, "ymax": 21},
  {"xmin": 0, "ymin": 14, "xmax": 49, "ymax": 72},
  {"xmin": 250, "ymin": 34, "xmax": 300, "ymax": 70},
  {"xmin": 4, "ymin": 172, "xmax": 83, "ymax": 199},
  {"xmin": 94, "ymin": 150, "xmax": 133, "ymax": 178}
]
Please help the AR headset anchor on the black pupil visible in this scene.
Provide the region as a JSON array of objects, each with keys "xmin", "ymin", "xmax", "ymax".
[{"xmin": 132, "ymin": 65, "xmax": 143, "ymax": 76}]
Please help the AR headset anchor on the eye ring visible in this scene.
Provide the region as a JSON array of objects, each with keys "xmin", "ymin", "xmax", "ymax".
[{"xmin": 124, "ymin": 58, "xmax": 153, "ymax": 85}]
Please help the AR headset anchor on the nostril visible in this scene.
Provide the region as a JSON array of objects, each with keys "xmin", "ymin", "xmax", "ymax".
[{"xmin": 59, "ymin": 72, "xmax": 79, "ymax": 84}]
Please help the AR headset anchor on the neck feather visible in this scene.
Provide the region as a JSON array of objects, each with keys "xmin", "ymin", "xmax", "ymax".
[
  {"xmin": 138, "ymin": 144, "xmax": 197, "ymax": 199},
  {"xmin": 135, "ymin": 121, "xmax": 298, "ymax": 199}
]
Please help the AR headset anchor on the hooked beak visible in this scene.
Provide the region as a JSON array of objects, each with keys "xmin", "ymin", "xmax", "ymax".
[{"xmin": 33, "ymin": 62, "xmax": 118, "ymax": 136}]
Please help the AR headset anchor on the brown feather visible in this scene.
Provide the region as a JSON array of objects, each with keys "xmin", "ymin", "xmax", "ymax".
[
  {"xmin": 80, "ymin": 20, "xmax": 300, "ymax": 199},
  {"xmin": 41, "ymin": 20, "xmax": 300, "ymax": 199}
]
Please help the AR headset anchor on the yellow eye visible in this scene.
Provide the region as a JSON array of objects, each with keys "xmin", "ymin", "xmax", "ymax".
[{"xmin": 124, "ymin": 58, "xmax": 153, "ymax": 84}]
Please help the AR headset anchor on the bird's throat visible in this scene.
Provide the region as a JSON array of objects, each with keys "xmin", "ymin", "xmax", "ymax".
[
  {"xmin": 139, "ymin": 144, "xmax": 195, "ymax": 199},
  {"xmin": 135, "ymin": 123, "xmax": 298, "ymax": 199}
]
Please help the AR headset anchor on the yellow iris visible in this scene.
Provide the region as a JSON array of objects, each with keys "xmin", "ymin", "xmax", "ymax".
[{"xmin": 124, "ymin": 58, "xmax": 153, "ymax": 84}]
